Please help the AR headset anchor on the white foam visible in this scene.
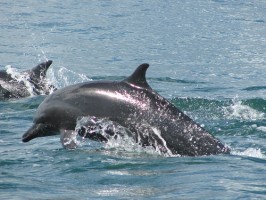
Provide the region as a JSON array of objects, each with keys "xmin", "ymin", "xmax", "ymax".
[
  {"xmin": 47, "ymin": 66, "xmax": 91, "ymax": 89},
  {"xmin": 256, "ymin": 126, "xmax": 266, "ymax": 132},
  {"xmin": 60, "ymin": 129, "xmax": 80, "ymax": 149},
  {"xmin": 150, "ymin": 127, "xmax": 175, "ymax": 157},
  {"xmin": 5, "ymin": 65, "xmax": 35, "ymax": 96},
  {"xmin": 231, "ymin": 148, "xmax": 266, "ymax": 159},
  {"xmin": 223, "ymin": 99, "xmax": 265, "ymax": 121},
  {"xmin": 4, "ymin": 64, "xmax": 57, "ymax": 96}
]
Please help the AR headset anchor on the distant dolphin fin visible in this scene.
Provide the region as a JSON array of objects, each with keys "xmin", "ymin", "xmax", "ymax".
[
  {"xmin": 123, "ymin": 63, "xmax": 151, "ymax": 89},
  {"xmin": 28, "ymin": 60, "xmax": 53, "ymax": 80},
  {"xmin": 22, "ymin": 123, "xmax": 57, "ymax": 142}
]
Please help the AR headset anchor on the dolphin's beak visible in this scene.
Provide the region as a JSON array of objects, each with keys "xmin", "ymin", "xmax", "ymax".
[{"xmin": 22, "ymin": 123, "xmax": 58, "ymax": 142}]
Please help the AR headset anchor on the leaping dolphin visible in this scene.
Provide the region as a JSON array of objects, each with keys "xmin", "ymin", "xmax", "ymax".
[
  {"xmin": 0, "ymin": 60, "xmax": 55, "ymax": 99},
  {"xmin": 22, "ymin": 63, "xmax": 230, "ymax": 156}
]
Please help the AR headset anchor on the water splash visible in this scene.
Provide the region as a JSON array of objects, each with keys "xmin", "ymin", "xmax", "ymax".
[
  {"xmin": 60, "ymin": 129, "xmax": 79, "ymax": 149},
  {"xmin": 5, "ymin": 65, "xmax": 56, "ymax": 96},
  {"xmin": 231, "ymin": 148, "xmax": 266, "ymax": 159},
  {"xmin": 47, "ymin": 66, "xmax": 91, "ymax": 89},
  {"xmin": 76, "ymin": 116, "xmax": 151, "ymax": 154},
  {"xmin": 223, "ymin": 99, "xmax": 265, "ymax": 121},
  {"xmin": 256, "ymin": 126, "xmax": 266, "ymax": 132},
  {"xmin": 59, "ymin": 116, "xmax": 176, "ymax": 157},
  {"xmin": 6, "ymin": 65, "xmax": 36, "ymax": 96},
  {"xmin": 149, "ymin": 127, "xmax": 174, "ymax": 157}
]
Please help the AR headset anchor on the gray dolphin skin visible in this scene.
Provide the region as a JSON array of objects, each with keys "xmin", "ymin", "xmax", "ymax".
[
  {"xmin": 22, "ymin": 63, "xmax": 230, "ymax": 156},
  {"xmin": 0, "ymin": 60, "xmax": 55, "ymax": 99}
]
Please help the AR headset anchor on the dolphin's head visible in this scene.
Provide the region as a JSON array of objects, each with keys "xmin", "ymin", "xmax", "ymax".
[{"xmin": 22, "ymin": 123, "xmax": 58, "ymax": 142}]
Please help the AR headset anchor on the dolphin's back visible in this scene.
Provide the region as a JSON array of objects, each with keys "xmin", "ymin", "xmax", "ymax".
[{"xmin": 35, "ymin": 81, "xmax": 130, "ymax": 126}]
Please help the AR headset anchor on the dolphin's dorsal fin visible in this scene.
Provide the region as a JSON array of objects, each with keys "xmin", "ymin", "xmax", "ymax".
[
  {"xmin": 123, "ymin": 63, "xmax": 151, "ymax": 89},
  {"xmin": 29, "ymin": 60, "xmax": 53, "ymax": 79}
]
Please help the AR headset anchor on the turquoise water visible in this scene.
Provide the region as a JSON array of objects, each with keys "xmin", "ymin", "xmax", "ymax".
[{"xmin": 1, "ymin": 0, "xmax": 266, "ymax": 199}]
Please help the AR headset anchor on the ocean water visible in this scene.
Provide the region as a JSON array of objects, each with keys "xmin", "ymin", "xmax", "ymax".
[{"xmin": 1, "ymin": 0, "xmax": 266, "ymax": 199}]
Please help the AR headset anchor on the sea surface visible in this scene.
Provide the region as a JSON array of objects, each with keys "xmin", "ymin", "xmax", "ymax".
[{"xmin": 1, "ymin": 0, "xmax": 266, "ymax": 199}]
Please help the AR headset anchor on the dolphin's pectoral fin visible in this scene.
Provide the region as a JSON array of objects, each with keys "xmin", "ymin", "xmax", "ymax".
[
  {"xmin": 60, "ymin": 130, "xmax": 79, "ymax": 149},
  {"xmin": 22, "ymin": 123, "xmax": 57, "ymax": 142}
]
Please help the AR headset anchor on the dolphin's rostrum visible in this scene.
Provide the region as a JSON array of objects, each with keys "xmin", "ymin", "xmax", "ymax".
[{"xmin": 22, "ymin": 63, "xmax": 230, "ymax": 156}]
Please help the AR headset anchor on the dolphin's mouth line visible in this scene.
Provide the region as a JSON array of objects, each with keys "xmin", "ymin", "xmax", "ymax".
[{"xmin": 22, "ymin": 123, "xmax": 58, "ymax": 142}]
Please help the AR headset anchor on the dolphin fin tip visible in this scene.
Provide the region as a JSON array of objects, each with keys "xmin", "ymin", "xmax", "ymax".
[
  {"xmin": 123, "ymin": 63, "xmax": 151, "ymax": 89},
  {"xmin": 46, "ymin": 60, "xmax": 53, "ymax": 66}
]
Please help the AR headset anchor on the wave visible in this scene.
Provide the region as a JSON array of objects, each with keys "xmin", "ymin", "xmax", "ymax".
[
  {"xmin": 171, "ymin": 97, "xmax": 266, "ymax": 121},
  {"xmin": 151, "ymin": 77, "xmax": 205, "ymax": 84},
  {"xmin": 231, "ymin": 148, "xmax": 266, "ymax": 160},
  {"xmin": 171, "ymin": 97, "xmax": 266, "ymax": 158},
  {"xmin": 243, "ymin": 86, "xmax": 266, "ymax": 91}
]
